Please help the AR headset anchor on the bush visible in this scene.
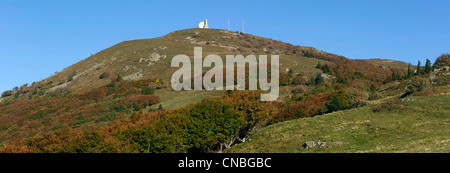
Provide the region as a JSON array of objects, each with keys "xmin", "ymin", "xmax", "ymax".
[
  {"xmin": 106, "ymin": 83, "xmax": 115, "ymax": 88},
  {"xmin": 307, "ymin": 77, "xmax": 316, "ymax": 86},
  {"xmin": 79, "ymin": 87, "xmax": 107, "ymax": 102},
  {"xmin": 0, "ymin": 128, "xmax": 129, "ymax": 153},
  {"xmin": 327, "ymin": 94, "xmax": 342, "ymax": 112},
  {"xmin": 372, "ymin": 99, "xmax": 403, "ymax": 112},
  {"xmin": 66, "ymin": 72, "xmax": 76, "ymax": 82},
  {"xmin": 368, "ymin": 92, "xmax": 383, "ymax": 101},
  {"xmin": 279, "ymin": 71, "xmax": 292, "ymax": 86},
  {"xmin": 345, "ymin": 87, "xmax": 367, "ymax": 108},
  {"xmin": 111, "ymin": 74, "xmax": 123, "ymax": 83},
  {"xmin": 95, "ymin": 112, "xmax": 119, "ymax": 123},
  {"xmin": 114, "ymin": 91, "xmax": 274, "ymax": 153},
  {"xmin": 291, "ymin": 85, "xmax": 306, "ymax": 95},
  {"xmin": 179, "ymin": 99, "xmax": 245, "ymax": 152},
  {"xmin": 273, "ymin": 92, "xmax": 331, "ymax": 123},
  {"xmin": 433, "ymin": 53, "xmax": 450, "ymax": 68},
  {"xmin": 141, "ymin": 87, "xmax": 155, "ymax": 95},
  {"xmin": 292, "ymin": 76, "xmax": 307, "ymax": 85},
  {"xmin": 315, "ymin": 73, "xmax": 324, "ymax": 85},
  {"xmin": 115, "ymin": 104, "xmax": 127, "ymax": 113},
  {"xmin": 126, "ymin": 95, "xmax": 160, "ymax": 107},
  {"xmin": 48, "ymin": 87, "xmax": 69, "ymax": 97},
  {"xmin": 369, "ymin": 84, "xmax": 377, "ymax": 92},
  {"xmin": 1, "ymin": 90, "xmax": 14, "ymax": 97}
]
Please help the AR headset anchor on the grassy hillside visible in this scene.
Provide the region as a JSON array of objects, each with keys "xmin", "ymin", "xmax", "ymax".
[
  {"xmin": 360, "ymin": 58, "xmax": 414, "ymax": 71},
  {"xmin": 229, "ymin": 62, "xmax": 450, "ymax": 153},
  {"xmin": 0, "ymin": 28, "xmax": 446, "ymax": 153},
  {"xmin": 19, "ymin": 29, "xmax": 326, "ymax": 94},
  {"xmin": 228, "ymin": 93, "xmax": 450, "ymax": 153},
  {"xmin": 1, "ymin": 28, "xmax": 397, "ymax": 107}
]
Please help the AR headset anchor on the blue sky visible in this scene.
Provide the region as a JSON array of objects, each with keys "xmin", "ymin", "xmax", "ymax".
[{"xmin": 1, "ymin": 0, "xmax": 449, "ymax": 93}]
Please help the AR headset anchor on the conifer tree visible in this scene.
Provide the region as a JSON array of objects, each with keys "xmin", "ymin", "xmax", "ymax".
[
  {"xmin": 307, "ymin": 76, "xmax": 316, "ymax": 86},
  {"xmin": 315, "ymin": 73, "xmax": 324, "ymax": 85},
  {"xmin": 369, "ymin": 84, "xmax": 376, "ymax": 93},
  {"xmin": 416, "ymin": 61, "xmax": 422, "ymax": 75},
  {"xmin": 407, "ymin": 64, "xmax": 413, "ymax": 78},
  {"xmin": 327, "ymin": 94, "xmax": 342, "ymax": 112},
  {"xmin": 316, "ymin": 62, "xmax": 321, "ymax": 69},
  {"xmin": 392, "ymin": 71, "xmax": 396, "ymax": 81},
  {"xmin": 323, "ymin": 64, "xmax": 330, "ymax": 74},
  {"xmin": 424, "ymin": 59, "xmax": 432, "ymax": 74},
  {"xmin": 288, "ymin": 68, "xmax": 294, "ymax": 77}
]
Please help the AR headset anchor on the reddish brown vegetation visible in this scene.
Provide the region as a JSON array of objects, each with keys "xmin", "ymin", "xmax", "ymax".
[
  {"xmin": 0, "ymin": 78, "xmax": 163, "ymax": 146},
  {"xmin": 126, "ymin": 95, "xmax": 160, "ymax": 107}
]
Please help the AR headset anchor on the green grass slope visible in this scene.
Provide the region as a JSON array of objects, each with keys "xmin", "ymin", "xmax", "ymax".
[{"xmin": 228, "ymin": 94, "xmax": 450, "ymax": 153}]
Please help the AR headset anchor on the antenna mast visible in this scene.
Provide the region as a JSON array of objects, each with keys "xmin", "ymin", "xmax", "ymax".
[{"xmin": 228, "ymin": 18, "xmax": 230, "ymax": 31}]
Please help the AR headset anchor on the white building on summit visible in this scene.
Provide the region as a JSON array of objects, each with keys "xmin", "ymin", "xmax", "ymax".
[{"xmin": 198, "ymin": 19, "xmax": 209, "ymax": 29}]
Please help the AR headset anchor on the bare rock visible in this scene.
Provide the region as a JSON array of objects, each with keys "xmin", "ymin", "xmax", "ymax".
[
  {"xmin": 123, "ymin": 72, "xmax": 144, "ymax": 81},
  {"xmin": 303, "ymin": 141, "xmax": 316, "ymax": 150}
]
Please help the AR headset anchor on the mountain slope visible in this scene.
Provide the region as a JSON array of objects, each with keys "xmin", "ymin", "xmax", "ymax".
[
  {"xmin": 228, "ymin": 93, "xmax": 450, "ymax": 153},
  {"xmin": 0, "ymin": 28, "xmax": 418, "ymax": 150},
  {"xmin": 360, "ymin": 58, "xmax": 414, "ymax": 71},
  {"xmin": 228, "ymin": 58, "xmax": 450, "ymax": 153},
  {"xmin": 3, "ymin": 28, "xmax": 399, "ymax": 106},
  {"xmin": 37, "ymin": 29, "xmax": 321, "ymax": 93}
]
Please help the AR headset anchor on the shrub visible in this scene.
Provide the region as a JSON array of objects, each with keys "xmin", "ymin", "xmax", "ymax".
[
  {"xmin": 279, "ymin": 71, "xmax": 292, "ymax": 86},
  {"xmin": 115, "ymin": 104, "xmax": 127, "ymax": 113},
  {"xmin": 315, "ymin": 73, "xmax": 324, "ymax": 85},
  {"xmin": 372, "ymin": 99, "xmax": 403, "ymax": 112},
  {"xmin": 111, "ymin": 74, "xmax": 123, "ymax": 83},
  {"xmin": 126, "ymin": 95, "xmax": 160, "ymax": 107},
  {"xmin": 327, "ymin": 94, "xmax": 342, "ymax": 112},
  {"xmin": 291, "ymin": 85, "xmax": 306, "ymax": 95},
  {"xmin": 302, "ymin": 50, "xmax": 312, "ymax": 57},
  {"xmin": 141, "ymin": 87, "xmax": 155, "ymax": 95},
  {"xmin": 368, "ymin": 92, "xmax": 383, "ymax": 101},
  {"xmin": 66, "ymin": 72, "xmax": 76, "ymax": 82},
  {"xmin": 273, "ymin": 92, "xmax": 331, "ymax": 123},
  {"xmin": 369, "ymin": 84, "xmax": 377, "ymax": 92},
  {"xmin": 79, "ymin": 87, "xmax": 107, "ymax": 102},
  {"xmin": 178, "ymin": 99, "xmax": 245, "ymax": 152},
  {"xmin": 48, "ymin": 87, "xmax": 69, "ymax": 97},
  {"xmin": 1, "ymin": 90, "xmax": 14, "ymax": 97},
  {"xmin": 292, "ymin": 76, "xmax": 307, "ymax": 85},
  {"xmin": 345, "ymin": 87, "xmax": 367, "ymax": 108},
  {"xmin": 307, "ymin": 77, "xmax": 316, "ymax": 86},
  {"xmin": 106, "ymin": 83, "xmax": 115, "ymax": 88},
  {"xmin": 433, "ymin": 53, "xmax": 450, "ymax": 68},
  {"xmin": 115, "ymin": 91, "xmax": 274, "ymax": 153},
  {"xmin": 95, "ymin": 112, "xmax": 119, "ymax": 123},
  {"xmin": 0, "ymin": 128, "xmax": 130, "ymax": 153}
]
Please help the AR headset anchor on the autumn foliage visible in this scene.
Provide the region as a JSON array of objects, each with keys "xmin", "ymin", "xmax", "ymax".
[
  {"xmin": 0, "ymin": 78, "xmax": 162, "ymax": 147},
  {"xmin": 0, "ymin": 91, "xmax": 276, "ymax": 153}
]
